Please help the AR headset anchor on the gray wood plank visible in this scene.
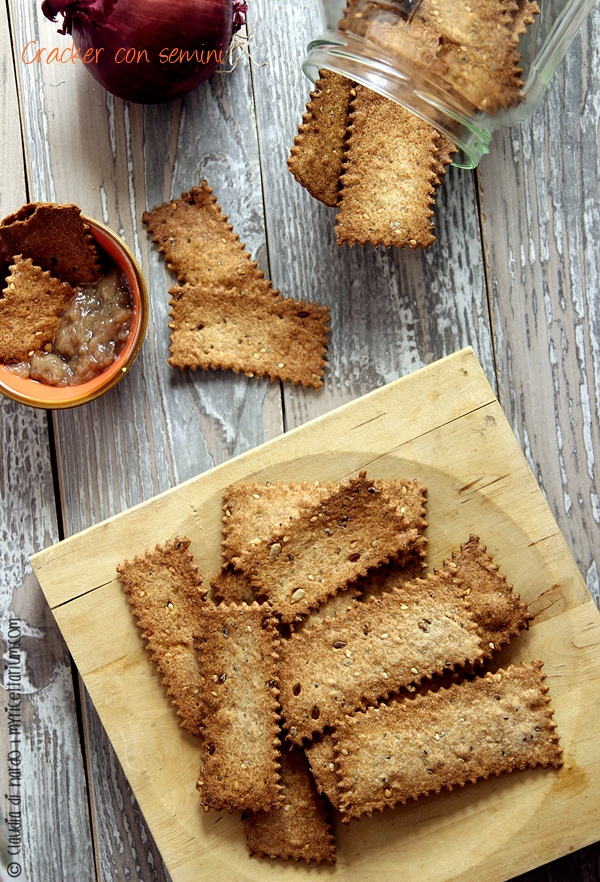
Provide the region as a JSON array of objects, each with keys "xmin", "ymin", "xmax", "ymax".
[
  {"xmin": 477, "ymin": 10, "xmax": 600, "ymax": 881},
  {"xmin": 8, "ymin": 4, "xmax": 282, "ymax": 880},
  {"xmin": 0, "ymin": 3, "xmax": 95, "ymax": 881},
  {"xmin": 247, "ymin": 0, "xmax": 495, "ymax": 431}
]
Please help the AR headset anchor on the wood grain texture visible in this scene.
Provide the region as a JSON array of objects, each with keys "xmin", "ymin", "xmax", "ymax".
[
  {"xmin": 0, "ymin": 4, "xmax": 95, "ymax": 881},
  {"xmin": 6, "ymin": 3, "xmax": 282, "ymax": 880},
  {"xmin": 247, "ymin": 0, "xmax": 495, "ymax": 430},
  {"xmin": 32, "ymin": 349, "xmax": 600, "ymax": 882}
]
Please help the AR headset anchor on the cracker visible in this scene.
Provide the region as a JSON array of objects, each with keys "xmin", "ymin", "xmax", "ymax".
[
  {"xmin": 221, "ymin": 480, "xmax": 331, "ymax": 563},
  {"xmin": 167, "ymin": 282, "xmax": 329, "ymax": 388},
  {"xmin": 0, "ymin": 203, "xmax": 101, "ymax": 286},
  {"xmin": 194, "ymin": 601, "xmax": 283, "ymax": 813},
  {"xmin": 287, "ymin": 69, "xmax": 354, "ymax": 207},
  {"xmin": 0, "ymin": 256, "xmax": 75, "ymax": 363},
  {"xmin": 304, "ymin": 730, "xmax": 340, "ymax": 810},
  {"xmin": 293, "ymin": 585, "xmax": 362, "ymax": 633},
  {"xmin": 335, "ymin": 661, "xmax": 562, "ymax": 820},
  {"xmin": 116, "ymin": 537, "xmax": 207, "ymax": 737},
  {"xmin": 432, "ymin": 135, "xmax": 457, "ymax": 187},
  {"xmin": 232, "ymin": 472, "xmax": 428, "ymax": 623},
  {"xmin": 357, "ymin": 543, "xmax": 428, "ymax": 600},
  {"xmin": 244, "ymin": 744, "xmax": 336, "ymax": 864},
  {"xmin": 277, "ymin": 571, "xmax": 483, "ymax": 744},
  {"xmin": 336, "ymin": 85, "xmax": 439, "ymax": 249},
  {"xmin": 441, "ymin": 534, "xmax": 533, "ymax": 651},
  {"xmin": 210, "ymin": 563, "xmax": 256, "ymax": 605}
]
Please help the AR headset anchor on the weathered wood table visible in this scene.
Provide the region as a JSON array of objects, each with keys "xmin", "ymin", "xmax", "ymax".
[{"xmin": 1, "ymin": 1, "xmax": 599, "ymax": 880}]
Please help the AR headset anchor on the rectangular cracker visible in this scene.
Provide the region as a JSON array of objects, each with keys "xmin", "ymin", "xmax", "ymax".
[
  {"xmin": 244, "ymin": 745, "xmax": 336, "ymax": 864},
  {"xmin": 194, "ymin": 601, "xmax": 283, "ymax": 813},
  {"xmin": 440, "ymin": 534, "xmax": 533, "ymax": 651},
  {"xmin": 0, "ymin": 202, "xmax": 101, "ymax": 286},
  {"xmin": 0, "ymin": 256, "xmax": 75, "ymax": 362},
  {"xmin": 335, "ymin": 661, "xmax": 562, "ymax": 821},
  {"xmin": 277, "ymin": 572, "xmax": 483, "ymax": 744},
  {"xmin": 335, "ymin": 85, "xmax": 439, "ymax": 249},
  {"xmin": 232, "ymin": 472, "xmax": 428, "ymax": 623},
  {"xmin": 287, "ymin": 69, "xmax": 354, "ymax": 207},
  {"xmin": 116, "ymin": 538, "xmax": 207, "ymax": 737},
  {"xmin": 304, "ymin": 731, "xmax": 340, "ymax": 810},
  {"xmin": 221, "ymin": 480, "xmax": 332, "ymax": 564}
]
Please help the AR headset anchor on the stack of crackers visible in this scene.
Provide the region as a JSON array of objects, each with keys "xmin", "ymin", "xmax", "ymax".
[
  {"xmin": 288, "ymin": 0, "xmax": 538, "ymax": 249},
  {"xmin": 143, "ymin": 183, "xmax": 330, "ymax": 389},
  {"xmin": 0, "ymin": 203, "xmax": 101, "ymax": 364},
  {"xmin": 117, "ymin": 471, "xmax": 562, "ymax": 866}
]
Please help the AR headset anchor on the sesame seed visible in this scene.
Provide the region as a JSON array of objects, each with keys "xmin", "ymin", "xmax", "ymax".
[
  {"xmin": 291, "ymin": 589, "xmax": 306, "ymax": 603},
  {"xmin": 411, "ymin": 667, "xmax": 418, "ymax": 675}
]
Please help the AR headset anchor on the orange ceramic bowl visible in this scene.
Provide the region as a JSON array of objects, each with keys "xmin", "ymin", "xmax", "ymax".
[{"xmin": 0, "ymin": 217, "xmax": 148, "ymax": 409}]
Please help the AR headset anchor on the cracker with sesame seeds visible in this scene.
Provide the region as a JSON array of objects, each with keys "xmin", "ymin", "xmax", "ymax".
[
  {"xmin": 304, "ymin": 730, "xmax": 340, "ymax": 810},
  {"xmin": 287, "ymin": 69, "xmax": 354, "ymax": 207},
  {"xmin": 334, "ymin": 661, "xmax": 562, "ymax": 821},
  {"xmin": 277, "ymin": 571, "xmax": 483, "ymax": 744},
  {"xmin": 116, "ymin": 538, "xmax": 207, "ymax": 738},
  {"xmin": 439, "ymin": 534, "xmax": 533, "ymax": 652},
  {"xmin": 0, "ymin": 256, "xmax": 76, "ymax": 363},
  {"xmin": 194, "ymin": 601, "xmax": 284, "ymax": 813},
  {"xmin": 143, "ymin": 183, "xmax": 330, "ymax": 388},
  {"xmin": 335, "ymin": 85, "xmax": 439, "ymax": 249},
  {"xmin": 231, "ymin": 472, "xmax": 428, "ymax": 623},
  {"xmin": 357, "ymin": 544, "xmax": 429, "ymax": 601},
  {"xmin": 167, "ymin": 282, "xmax": 330, "ymax": 388},
  {"xmin": 0, "ymin": 202, "xmax": 101, "ymax": 287},
  {"xmin": 221, "ymin": 480, "xmax": 332, "ymax": 564},
  {"xmin": 244, "ymin": 744, "xmax": 336, "ymax": 864}
]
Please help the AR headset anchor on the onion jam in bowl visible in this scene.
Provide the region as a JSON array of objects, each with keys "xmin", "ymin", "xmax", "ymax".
[{"xmin": 0, "ymin": 217, "xmax": 148, "ymax": 409}]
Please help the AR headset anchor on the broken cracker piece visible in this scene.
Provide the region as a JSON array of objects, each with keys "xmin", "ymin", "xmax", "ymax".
[
  {"xmin": 336, "ymin": 85, "xmax": 439, "ymax": 249},
  {"xmin": 244, "ymin": 744, "xmax": 336, "ymax": 864},
  {"xmin": 335, "ymin": 661, "xmax": 562, "ymax": 820},
  {"xmin": 0, "ymin": 256, "xmax": 75, "ymax": 363},
  {"xmin": 440, "ymin": 534, "xmax": 533, "ymax": 651},
  {"xmin": 116, "ymin": 537, "xmax": 207, "ymax": 737},
  {"xmin": 167, "ymin": 282, "xmax": 329, "ymax": 388},
  {"xmin": 194, "ymin": 601, "xmax": 283, "ymax": 813},
  {"xmin": 287, "ymin": 69, "xmax": 354, "ymax": 207},
  {"xmin": 232, "ymin": 472, "xmax": 428, "ymax": 623},
  {"xmin": 277, "ymin": 571, "xmax": 482, "ymax": 744},
  {"xmin": 0, "ymin": 202, "xmax": 101, "ymax": 286}
]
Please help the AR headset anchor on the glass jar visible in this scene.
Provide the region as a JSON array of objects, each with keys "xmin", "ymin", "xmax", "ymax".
[{"xmin": 303, "ymin": 0, "xmax": 596, "ymax": 168}]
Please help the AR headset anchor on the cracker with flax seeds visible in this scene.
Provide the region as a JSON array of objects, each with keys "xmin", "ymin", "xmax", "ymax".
[
  {"xmin": 336, "ymin": 85, "xmax": 439, "ymax": 249},
  {"xmin": 277, "ymin": 571, "xmax": 483, "ymax": 744},
  {"xmin": 334, "ymin": 661, "xmax": 562, "ymax": 821},
  {"xmin": 143, "ymin": 183, "xmax": 330, "ymax": 388},
  {"xmin": 244, "ymin": 744, "xmax": 336, "ymax": 864},
  {"xmin": 0, "ymin": 202, "xmax": 101, "ymax": 287},
  {"xmin": 194, "ymin": 601, "xmax": 284, "ymax": 813},
  {"xmin": 304, "ymin": 730, "xmax": 341, "ymax": 810},
  {"xmin": 231, "ymin": 472, "xmax": 428, "ymax": 623},
  {"xmin": 0, "ymin": 256, "xmax": 75, "ymax": 363},
  {"xmin": 287, "ymin": 69, "xmax": 354, "ymax": 207},
  {"xmin": 116, "ymin": 538, "xmax": 207, "ymax": 738},
  {"xmin": 167, "ymin": 282, "xmax": 329, "ymax": 388}
]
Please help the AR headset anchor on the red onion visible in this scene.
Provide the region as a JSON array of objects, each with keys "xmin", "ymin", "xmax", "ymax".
[{"xmin": 42, "ymin": 0, "xmax": 243, "ymax": 104}]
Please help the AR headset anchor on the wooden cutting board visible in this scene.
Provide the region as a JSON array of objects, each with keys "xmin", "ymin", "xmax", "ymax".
[{"xmin": 31, "ymin": 348, "xmax": 600, "ymax": 882}]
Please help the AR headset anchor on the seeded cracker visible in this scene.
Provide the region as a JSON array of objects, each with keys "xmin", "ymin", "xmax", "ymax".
[
  {"xmin": 336, "ymin": 85, "xmax": 439, "ymax": 249},
  {"xmin": 335, "ymin": 661, "xmax": 562, "ymax": 821},
  {"xmin": 304, "ymin": 731, "xmax": 341, "ymax": 809},
  {"xmin": 244, "ymin": 745, "xmax": 336, "ymax": 864},
  {"xmin": 287, "ymin": 69, "xmax": 354, "ymax": 207},
  {"xmin": 0, "ymin": 257, "xmax": 75, "ymax": 363},
  {"xmin": 143, "ymin": 183, "xmax": 330, "ymax": 388},
  {"xmin": 0, "ymin": 203, "xmax": 101, "ymax": 286},
  {"xmin": 278, "ymin": 571, "xmax": 483, "ymax": 744},
  {"xmin": 194, "ymin": 601, "xmax": 283, "ymax": 813},
  {"xmin": 232, "ymin": 472, "xmax": 428, "ymax": 623},
  {"xmin": 116, "ymin": 538, "xmax": 207, "ymax": 737},
  {"xmin": 210, "ymin": 563, "xmax": 256, "ymax": 605}
]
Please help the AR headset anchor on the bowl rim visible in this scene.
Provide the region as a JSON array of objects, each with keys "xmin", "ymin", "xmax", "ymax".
[{"xmin": 0, "ymin": 216, "xmax": 149, "ymax": 409}]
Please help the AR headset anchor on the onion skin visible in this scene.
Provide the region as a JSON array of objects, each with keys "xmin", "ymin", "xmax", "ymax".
[{"xmin": 42, "ymin": 0, "xmax": 234, "ymax": 104}]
